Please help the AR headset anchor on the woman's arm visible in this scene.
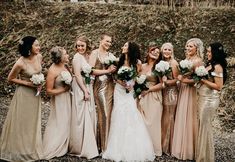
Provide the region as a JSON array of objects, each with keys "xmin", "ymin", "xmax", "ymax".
[
  {"xmin": 46, "ymin": 68, "xmax": 68, "ymax": 96},
  {"xmin": 201, "ymin": 65, "xmax": 223, "ymax": 91},
  {"xmin": 8, "ymin": 60, "xmax": 35, "ymax": 88}
]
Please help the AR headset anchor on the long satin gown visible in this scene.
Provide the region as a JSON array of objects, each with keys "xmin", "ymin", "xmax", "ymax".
[
  {"xmin": 139, "ymin": 74, "xmax": 163, "ymax": 156},
  {"xmin": 93, "ymin": 51, "xmax": 115, "ymax": 152},
  {"xmin": 42, "ymin": 72, "xmax": 72, "ymax": 159},
  {"xmin": 69, "ymin": 53, "xmax": 99, "ymax": 159},
  {"xmin": 0, "ymin": 56, "xmax": 43, "ymax": 162},
  {"xmin": 172, "ymin": 58, "xmax": 201, "ymax": 160},
  {"xmin": 161, "ymin": 74, "xmax": 178, "ymax": 155},
  {"xmin": 196, "ymin": 73, "xmax": 222, "ymax": 162},
  {"xmin": 103, "ymin": 75, "xmax": 155, "ymax": 162}
]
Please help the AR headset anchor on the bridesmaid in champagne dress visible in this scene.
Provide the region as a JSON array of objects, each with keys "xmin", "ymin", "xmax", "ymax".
[
  {"xmin": 160, "ymin": 43, "xmax": 179, "ymax": 155},
  {"xmin": 138, "ymin": 46, "xmax": 164, "ymax": 156},
  {"xmin": 0, "ymin": 36, "xmax": 43, "ymax": 161},
  {"xmin": 89, "ymin": 33, "xmax": 116, "ymax": 153},
  {"xmin": 197, "ymin": 42, "xmax": 227, "ymax": 162},
  {"xmin": 69, "ymin": 36, "xmax": 98, "ymax": 159},
  {"xmin": 69, "ymin": 36, "xmax": 114, "ymax": 158},
  {"xmin": 172, "ymin": 38, "xmax": 204, "ymax": 160},
  {"xmin": 43, "ymin": 47, "xmax": 72, "ymax": 159}
]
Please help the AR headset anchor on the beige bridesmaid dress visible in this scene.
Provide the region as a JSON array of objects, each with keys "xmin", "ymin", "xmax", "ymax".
[
  {"xmin": 0, "ymin": 56, "xmax": 43, "ymax": 161},
  {"xmin": 42, "ymin": 73, "xmax": 72, "ymax": 159},
  {"xmin": 69, "ymin": 54, "xmax": 98, "ymax": 159},
  {"xmin": 92, "ymin": 51, "xmax": 115, "ymax": 152},
  {"xmin": 196, "ymin": 73, "xmax": 222, "ymax": 162},
  {"xmin": 139, "ymin": 74, "xmax": 163, "ymax": 156}
]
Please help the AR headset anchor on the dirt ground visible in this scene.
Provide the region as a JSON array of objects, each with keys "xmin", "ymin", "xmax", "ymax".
[{"xmin": 0, "ymin": 96, "xmax": 234, "ymax": 162}]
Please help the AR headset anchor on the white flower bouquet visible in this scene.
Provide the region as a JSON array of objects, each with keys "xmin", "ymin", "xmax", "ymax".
[
  {"xmin": 153, "ymin": 61, "xmax": 172, "ymax": 77},
  {"xmin": 104, "ymin": 55, "xmax": 119, "ymax": 66},
  {"xmin": 61, "ymin": 71, "xmax": 72, "ymax": 85},
  {"xmin": 179, "ymin": 59, "xmax": 193, "ymax": 75},
  {"xmin": 117, "ymin": 66, "xmax": 137, "ymax": 93},
  {"xmin": 30, "ymin": 73, "xmax": 45, "ymax": 96},
  {"xmin": 133, "ymin": 74, "xmax": 148, "ymax": 98},
  {"xmin": 193, "ymin": 66, "xmax": 208, "ymax": 87},
  {"xmin": 81, "ymin": 65, "xmax": 94, "ymax": 84}
]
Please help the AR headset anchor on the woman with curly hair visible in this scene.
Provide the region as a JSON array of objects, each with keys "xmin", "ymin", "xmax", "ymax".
[{"xmin": 196, "ymin": 42, "xmax": 227, "ymax": 162}]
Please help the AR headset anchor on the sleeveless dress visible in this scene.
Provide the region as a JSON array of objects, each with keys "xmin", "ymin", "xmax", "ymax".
[
  {"xmin": 0, "ymin": 56, "xmax": 43, "ymax": 161},
  {"xmin": 172, "ymin": 58, "xmax": 201, "ymax": 160},
  {"xmin": 42, "ymin": 72, "xmax": 72, "ymax": 159},
  {"xmin": 93, "ymin": 51, "xmax": 115, "ymax": 152},
  {"xmin": 196, "ymin": 72, "xmax": 222, "ymax": 162},
  {"xmin": 69, "ymin": 54, "xmax": 99, "ymax": 159},
  {"xmin": 139, "ymin": 74, "xmax": 163, "ymax": 156},
  {"xmin": 102, "ymin": 66, "xmax": 155, "ymax": 162},
  {"xmin": 161, "ymin": 69, "xmax": 178, "ymax": 155}
]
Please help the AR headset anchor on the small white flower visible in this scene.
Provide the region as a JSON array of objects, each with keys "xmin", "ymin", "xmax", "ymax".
[
  {"xmin": 19, "ymin": 39, "xmax": 24, "ymax": 45},
  {"xmin": 195, "ymin": 66, "xmax": 208, "ymax": 77},
  {"xmin": 118, "ymin": 66, "xmax": 130, "ymax": 74},
  {"xmin": 61, "ymin": 71, "xmax": 72, "ymax": 85},
  {"xmin": 30, "ymin": 73, "xmax": 45, "ymax": 85},
  {"xmin": 136, "ymin": 74, "xmax": 146, "ymax": 84}
]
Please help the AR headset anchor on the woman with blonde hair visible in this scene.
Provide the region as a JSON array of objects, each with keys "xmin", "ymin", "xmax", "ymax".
[
  {"xmin": 160, "ymin": 42, "xmax": 179, "ymax": 155},
  {"xmin": 172, "ymin": 38, "xmax": 204, "ymax": 160}
]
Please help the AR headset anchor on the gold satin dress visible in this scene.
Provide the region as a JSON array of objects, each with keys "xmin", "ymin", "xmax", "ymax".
[
  {"xmin": 93, "ymin": 52, "xmax": 115, "ymax": 152},
  {"xmin": 196, "ymin": 73, "xmax": 222, "ymax": 162}
]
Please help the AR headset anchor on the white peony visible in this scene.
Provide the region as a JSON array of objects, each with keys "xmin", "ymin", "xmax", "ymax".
[
  {"xmin": 30, "ymin": 73, "xmax": 45, "ymax": 85},
  {"xmin": 195, "ymin": 66, "xmax": 208, "ymax": 77},
  {"xmin": 104, "ymin": 55, "xmax": 118, "ymax": 65},
  {"xmin": 179, "ymin": 59, "xmax": 193, "ymax": 69},
  {"xmin": 136, "ymin": 74, "xmax": 146, "ymax": 84},
  {"xmin": 82, "ymin": 65, "xmax": 92, "ymax": 75},
  {"xmin": 61, "ymin": 71, "xmax": 72, "ymax": 85},
  {"xmin": 155, "ymin": 61, "xmax": 170, "ymax": 72}
]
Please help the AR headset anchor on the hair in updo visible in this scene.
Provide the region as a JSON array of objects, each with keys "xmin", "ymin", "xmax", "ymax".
[
  {"xmin": 50, "ymin": 46, "xmax": 64, "ymax": 64},
  {"xmin": 18, "ymin": 36, "xmax": 37, "ymax": 57}
]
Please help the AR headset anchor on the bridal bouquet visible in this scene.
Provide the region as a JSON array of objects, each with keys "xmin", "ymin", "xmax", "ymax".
[
  {"xmin": 153, "ymin": 61, "xmax": 172, "ymax": 87},
  {"xmin": 30, "ymin": 73, "xmax": 45, "ymax": 96},
  {"xmin": 104, "ymin": 55, "xmax": 119, "ymax": 66},
  {"xmin": 61, "ymin": 71, "xmax": 72, "ymax": 85},
  {"xmin": 193, "ymin": 66, "xmax": 208, "ymax": 87},
  {"xmin": 133, "ymin": 74, "xmax": 149, "ymax": 99},
  {"xmin": 117, "ymin": 66, "xmax": 136, "ymax": 93},
  {"xmin": 153, "ymin": 61, "xmax": 172, "ymax": 77},
  {"xmin": 179, "ymin": 59, "xmax": 193, "ymax": 75},
  {"xmin": 81, "ymin": 65, "xmax": 94, "ymax": 85}
]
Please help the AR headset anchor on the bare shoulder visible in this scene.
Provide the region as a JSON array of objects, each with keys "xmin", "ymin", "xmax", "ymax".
[
  {"xmin": 137, "ymin": 59, "xmax": 142, "ymax": 65},
  {"xmin": 214, "ymin": 64, "xmax": 223, "ymax": 73}
]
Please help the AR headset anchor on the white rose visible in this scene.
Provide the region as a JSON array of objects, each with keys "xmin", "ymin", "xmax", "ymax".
[
  {"xmin": 82, "ymin": 65, "xmax": 92, "ymax": 74},
  {"xmin": 30, "ymin": 73, "xmax": 45, "ymax": 85},
  {"xmin": 61, "ymin": 71, "xmax": 72, "ymax": 84},
  {"xmin": 195, "ymin": 66, "xmax": 208, "ymax": 76},
  {"xmin": 136, "ymin": 74, "xmax": 146, "ymax": 84}
]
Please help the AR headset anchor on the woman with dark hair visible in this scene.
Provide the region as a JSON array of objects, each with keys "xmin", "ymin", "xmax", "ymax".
[
  {"xmin": 0, "ymin": 36, "xmax": 43, "ymax": 161},
  {"xmin": 42, "ymin": 46, "xmax": 72, "ymax": 159},
  {"xmin": 103, "ymin": 42, "xmax": 155, "ymax": 162},
  {"xmin": 138, "ymin": 46, "xmax": 164, "ymax": 156},
  {"xmin": 196, "ymin": 42, "xmax": 227, "ymax": 162}
]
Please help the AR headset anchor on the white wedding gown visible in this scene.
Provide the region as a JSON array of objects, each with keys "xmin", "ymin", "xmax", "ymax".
[{"xmin": 102, "ymin": 81, "xmax": 155, "ymax": 162}]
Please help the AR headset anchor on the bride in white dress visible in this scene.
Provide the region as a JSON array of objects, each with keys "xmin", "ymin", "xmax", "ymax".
[{"xmin": 102, "ymin": 42, "xmax": 155, "ymax": 162}]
